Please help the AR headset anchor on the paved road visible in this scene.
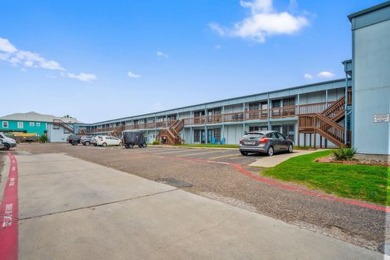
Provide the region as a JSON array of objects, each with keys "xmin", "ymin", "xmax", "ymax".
[
  {"xmin": 1, "ymin": 143, "xmax": 388, "ymax": 257},
  {"xmin": 0, "ymin": 150, "xmax": 385, "ymax": 259}
]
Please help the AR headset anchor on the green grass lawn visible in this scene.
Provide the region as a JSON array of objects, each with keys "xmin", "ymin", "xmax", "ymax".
[{"xmin": 262, "ymin": 150, "xmax": 389, "ymax": 206}]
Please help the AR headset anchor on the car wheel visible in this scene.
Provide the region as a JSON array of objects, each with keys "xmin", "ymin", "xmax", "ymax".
[
  {"xmin": 240, "ymin": 151, "xmax": 248, "ymax": 156},
  {"xmin": 4, "ymin": 144, "xmax": 10, "ymax": 151},
  {"xmin": 288, "ymin": 144, "xmax": 293, "ymax": 153},
  {"xmin": 102, "ymin": 142, "xmax": 107, "ymax": 147},
  {"xmin": 125, "ymin": 145, "xmax": 129, "ymax": 149},
  {"xmin": 85, "ymin": 141, "xmax": 90, "ymax": 146},
  {"xmin": 267, "ymin": 146, "xmax": 274, "ymax": 156},
  {"xmin": 138, "ymin": 144, "xmax": 143, "ymax": 148},
  {"xmin": 72, "ymin": 141, "xmax": 78, "ymax": 146}
]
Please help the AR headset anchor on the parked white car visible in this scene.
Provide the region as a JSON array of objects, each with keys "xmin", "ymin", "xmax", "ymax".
[
  {"xmin": 0, "ymin": 132, "xmax": 17, "ymax": 150},
  {"xmin": 93, "ymin": 135, "xmax": 122, "ymax": 147}
]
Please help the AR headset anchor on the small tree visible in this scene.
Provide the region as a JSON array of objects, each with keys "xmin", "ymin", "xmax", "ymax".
[{"xmin": 333, "ymin": 147, "xmax": 357, "ymax": 161}]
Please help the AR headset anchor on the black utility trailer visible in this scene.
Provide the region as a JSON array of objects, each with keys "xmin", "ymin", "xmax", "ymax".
[{"xmin": 122, "ymin": 131, "xmax": 147, "ymax": 148}]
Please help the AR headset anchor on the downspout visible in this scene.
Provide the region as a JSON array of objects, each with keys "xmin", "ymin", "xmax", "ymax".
[
  {"xmin": 267, "ymin": 93, "xmax": 271, "ymax": 130},
  {"xmin": 344, "ymin": 72, "xmax": 348, "ymax": 146}
]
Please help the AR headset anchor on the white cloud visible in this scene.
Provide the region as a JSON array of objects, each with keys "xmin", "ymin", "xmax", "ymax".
[
  {"xmin": 209, "ymin": 22, "xmax": 226, "ymax": 36},
  {"xmin": 157, "ymin": 51, "xmax": 169, "ymax": 59},
  {"xmin": 0, "ymin": 38, "xmax": 17, "ymax": 53},
  {"xmin": 317, "ymin": 71, "xmax": 335, "ymax": 78},
  {"xmin": 210, "ymin": 0, "xmax": 309, "ymax": 43},
  {"xmin": 128, "ymin": 71, "xmax": 141, "ymax": 78},
  {"xmin": 67, "ymin": 73, "xmax": 97, "ymax": 82},
  {"xmin": 0, "ymin": 37, "xmax": 96, "ymax": 82},
  {"xmin": 304, "ymin": 71, "xmax": 335, "ymax": 80}
]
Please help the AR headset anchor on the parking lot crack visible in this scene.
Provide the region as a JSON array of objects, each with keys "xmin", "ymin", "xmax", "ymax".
[{"xmin": 19, "ymin": 188, "xmax": 178, "ymax": 221}]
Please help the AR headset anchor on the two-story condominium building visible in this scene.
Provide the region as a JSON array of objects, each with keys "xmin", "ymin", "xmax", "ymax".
[
  {"xmin": 79, "ymin": 77, "xmax": 351, "ymax": 149},
  {"xmin": 79, "ymin": 1, "xmax": 390, "ymax": 160}
]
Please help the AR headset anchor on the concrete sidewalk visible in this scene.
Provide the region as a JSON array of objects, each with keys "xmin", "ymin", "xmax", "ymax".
[
  {"xmin": 249, "ymin": 149, "xmax": 322, "ymax": 168},
  {"xmin": 2, "ymin": 152, "xmax": 385, "ymax": 259}
]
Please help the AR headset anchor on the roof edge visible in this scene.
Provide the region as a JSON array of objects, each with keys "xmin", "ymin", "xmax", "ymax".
[{"xmin": 348, "ymin": 1, "xmax": 390, "ymax": 21}]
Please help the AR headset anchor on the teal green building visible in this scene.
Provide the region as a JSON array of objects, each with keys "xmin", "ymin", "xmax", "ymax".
[{"xmin": 0, "ymin": 112, "xmax": 79, "ymax": 142}]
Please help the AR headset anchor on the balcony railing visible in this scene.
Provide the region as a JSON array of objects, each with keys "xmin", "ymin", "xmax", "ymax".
[{"xmin": 89, "ymin": 101, "xmax": 340, "ymax": 133}]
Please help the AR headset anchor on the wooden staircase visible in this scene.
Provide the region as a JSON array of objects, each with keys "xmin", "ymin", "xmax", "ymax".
[
  {"xmin": 157, "ymin": 119, "xmax": 184, "ymax": 145},
  {"xmin": 53, "ymin": 119, "xmax": 74, "ymax": 133},
  {"xmin": 111, "ymin": 125, "xmax": 125, "ymax": 137},
  {"xmin": 298, "ymin": 95, "xmax": 349, "ymax": 147}
]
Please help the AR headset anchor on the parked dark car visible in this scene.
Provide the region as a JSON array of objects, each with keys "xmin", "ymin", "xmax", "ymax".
[
  {"xmin": 239, "ymin": 130, "xmax": 293, "ymax": 156},
  {"xmin": 122, "ymin": 131, "xmax": 147, "ymax": 148},
  {"xmin": 80, "ymin": 135, "xmax": 93, "ymax": 146},
  {"xmin": 66, "ymin": 134, "xmax": 81, "ymax": 145}
]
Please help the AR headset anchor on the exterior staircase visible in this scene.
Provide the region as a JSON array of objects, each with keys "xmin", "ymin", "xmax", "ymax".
[
  {"xmin": 53, "ymin": 119, "xmax": 74, "ymax": 133},
  {"xmin": 298, "ymin": 95, "xmax": 349, "ymax": 147},
  {"xmin": 157, "ymin": 119, "xmax": 184, "ymax": 145},
  {"xmin": 111, "ymin": 125, "xmax": 125, "ymax": 137}
]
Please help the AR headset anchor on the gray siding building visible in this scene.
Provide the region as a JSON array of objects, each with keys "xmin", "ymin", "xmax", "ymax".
[{"xmin": 349, "ymin": 2, "xmax": 390, "ymax": 159}]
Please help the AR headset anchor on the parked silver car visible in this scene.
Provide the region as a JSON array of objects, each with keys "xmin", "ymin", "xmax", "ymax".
[
  {"xmin": 239, "ymin": 130, "xmax": 293, "ymax": 156},
  {"xmin": 80, "ymin": 135, "xmax": 94, "ymax": 146},
  {"xmin": 92, "ymin": 135, "xmax": 122, "ymax": 147}
]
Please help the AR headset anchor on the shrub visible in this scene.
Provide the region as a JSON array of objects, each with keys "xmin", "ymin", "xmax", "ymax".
[
  {"xmin": 333, "ymin": 147, "xmax": 357, "ymax": 161},
  {"xmin": 152, "ymin": 140, "xmax": 160, "ymax": 145},
  {"xmin": 39, "ymin": 135, "xmax": 48, "ymax": 143}
]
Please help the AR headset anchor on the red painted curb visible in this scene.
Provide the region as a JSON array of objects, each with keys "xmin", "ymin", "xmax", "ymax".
[
  {"xmin": 0, "ymin": 152, "xmax": 19, "ymax": 260},
  {"xmin": 165, "ymin": 155, "xmax": 389, "ymax": 213}
]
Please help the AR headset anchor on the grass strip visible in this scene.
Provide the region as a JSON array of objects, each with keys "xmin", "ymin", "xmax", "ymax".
[{"xmin": 262, "ymin": 150, "xmax": 389, "ymax": 206}]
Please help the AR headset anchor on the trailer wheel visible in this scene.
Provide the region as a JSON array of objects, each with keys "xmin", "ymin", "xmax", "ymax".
[
  {"xmin": 125, "ymin": 145, "xmax": 129, "ymax": 149},
  {"xmin": 143, "ymin": 143, "xmax": 147, "ymax": 148}
]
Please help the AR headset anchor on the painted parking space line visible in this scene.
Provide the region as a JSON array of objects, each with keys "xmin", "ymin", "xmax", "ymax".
[
  {"xmin": 0, "ymin": 152, "xmax": 19, "ymax": 260},
  {"xmin": 209, "ymin": 153, "xmax": 241, "ymax": 160},
  {"xmin": 176, "ymin": 150, "xmax": 224, "ymax": 157}
]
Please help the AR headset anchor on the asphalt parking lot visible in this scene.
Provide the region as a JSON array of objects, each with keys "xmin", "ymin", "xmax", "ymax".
[{"xmin": 0, "ymin": 143, "xmax": 388, "ymax": 256}]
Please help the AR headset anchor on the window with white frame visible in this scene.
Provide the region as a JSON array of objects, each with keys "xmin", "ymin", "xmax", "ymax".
[
  {"xmin": 2, "ymin": 121, "xmax": 9, "ymax": 128},
  {"xmin": 36, "ymin": 122, "xmax": 41, "ymax": 127},
  {"xmin": 17, "ymin": 122, "xmax": 24, "ymax": 128},
  {"xmin": 30, "ymin": 122, "xmax": 35, "ymax": 127}
]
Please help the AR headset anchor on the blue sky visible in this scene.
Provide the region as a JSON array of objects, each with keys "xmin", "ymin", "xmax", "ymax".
[{"xmin": 0, "ymin": 0, "xmax": 385, "ymax": 123}]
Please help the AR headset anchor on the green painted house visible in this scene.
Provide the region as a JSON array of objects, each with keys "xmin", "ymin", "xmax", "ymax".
[{"xmin": 0, "ymin": 111, "xmax": 80, "ymax": 142}]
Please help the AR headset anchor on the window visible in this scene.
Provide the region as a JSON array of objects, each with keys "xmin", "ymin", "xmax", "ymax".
[
  {"xmin": 17, "ymin": 122, "xmax": 24, "ymax": 128},
  {"xmin": 2, "ymin": 121, "xmax": 8, "ymax": 128},
  {"xmin": 30, "ymin": 122, "xmax": 35, "ymax": 127},
  {"xmin": 36, "ymin": 122, "xmax": 41, "ymax": 127},
  {"xmin": 249, "ymin": 126, "xmax": 259, "ymax": 132}
]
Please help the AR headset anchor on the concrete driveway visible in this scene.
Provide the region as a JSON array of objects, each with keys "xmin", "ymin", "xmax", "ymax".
[{"xmin": 0, "ymin": 151, "xmax": 384, "ymax": 259}]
